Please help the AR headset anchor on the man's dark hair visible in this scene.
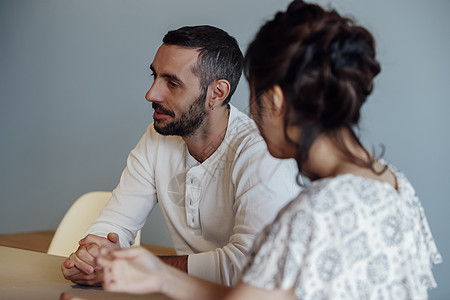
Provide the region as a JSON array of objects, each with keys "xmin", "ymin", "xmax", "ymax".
[{"xmin": 163, "ymin": 25, "xmax": 243, "ymax": 105}]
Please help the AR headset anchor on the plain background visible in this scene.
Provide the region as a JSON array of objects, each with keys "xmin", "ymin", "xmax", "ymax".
[{"xmin": 0, "ymin": 0, "xmax": 448, "ymax": 298}]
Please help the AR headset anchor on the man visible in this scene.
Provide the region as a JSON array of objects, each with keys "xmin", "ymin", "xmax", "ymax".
[{"xmin": 61, "ymin": 25, "xmax": 299, "ymax": 286}]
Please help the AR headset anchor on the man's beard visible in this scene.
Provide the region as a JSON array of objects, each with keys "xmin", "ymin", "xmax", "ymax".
[{"xmin": 153, "ymin": 91, "xmax": 207, "ymax": 137}]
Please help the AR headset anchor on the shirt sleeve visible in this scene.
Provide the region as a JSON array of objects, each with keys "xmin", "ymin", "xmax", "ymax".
[
  {"xmin": 85, "ymin": 126, "xmax": 158, "ymax": 248},
  {"xmin": 188, "ymin": 140, "xmax": 301, "ymax": 285},
  {"xmin": 241, "ymin": 199, "xmax": 313, "ymax": 292}
]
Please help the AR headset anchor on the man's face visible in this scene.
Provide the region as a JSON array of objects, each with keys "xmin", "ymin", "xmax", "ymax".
[{"xmin": 146, "ymin": 44, "xmax": 208, "ymax": 137}]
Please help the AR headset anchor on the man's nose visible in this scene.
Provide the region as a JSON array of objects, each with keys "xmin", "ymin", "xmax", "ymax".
[{"xmin": 145, "ymin": 82, "xmax": 163, "ymax": 103}]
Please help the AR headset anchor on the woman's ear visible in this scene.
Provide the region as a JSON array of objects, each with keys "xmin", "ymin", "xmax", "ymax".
[
  {"xmin": 208, "ymin": 79, "xmax": 231, "ymax": 106},
  {"xmin": 269, "ymin": 85, "xmax": 285, "ymax": 117}
]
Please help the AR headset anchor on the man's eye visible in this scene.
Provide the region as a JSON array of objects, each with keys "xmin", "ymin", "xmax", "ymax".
[{"xmin": 168, "ymin": 81, "xmax": 178, "ymax": 88}]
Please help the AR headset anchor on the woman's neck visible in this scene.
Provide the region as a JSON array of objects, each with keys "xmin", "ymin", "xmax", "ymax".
[
  {"xmin": 301, "ymin": 129, "xmax": 371, "ymax": 179},
  {"xmin": 301, "ymin": 128, "xmax": 397, "ymax": 190}
]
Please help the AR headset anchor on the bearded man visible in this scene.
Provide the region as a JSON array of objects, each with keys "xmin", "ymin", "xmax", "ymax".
[{"xmin": 61, "ymin": 25, "xmax": 299, "ymax": 287}]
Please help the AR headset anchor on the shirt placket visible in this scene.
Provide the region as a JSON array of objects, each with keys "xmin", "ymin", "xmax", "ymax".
[{"xmin": 185, "ymin": 168, "xmax": 203, "ymax": 233}]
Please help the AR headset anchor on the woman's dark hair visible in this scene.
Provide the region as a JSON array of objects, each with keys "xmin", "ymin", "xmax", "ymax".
[
  {"xmin": 245, "ymin": 0, "xmax": 382, "ymax": 174},
  {"xmin": 163, "ymin": 25, "xmax": 244, "ymax": 105}
]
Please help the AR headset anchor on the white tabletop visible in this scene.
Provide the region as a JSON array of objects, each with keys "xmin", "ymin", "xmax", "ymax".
[{"xmin": 0, "ymin": 246, "xmax": 170, "ymax": 300}]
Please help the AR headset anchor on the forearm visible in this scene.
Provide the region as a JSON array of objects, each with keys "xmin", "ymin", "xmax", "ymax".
[
  {"xmin": 86, "ymin": 130, "xmax": 158, "ymax": 247},
  {"xmin": 159, "ymin": 255, "xmax": 188, "ymax": 272},
  {"xmin": 160, "ymin": 264, "xmax": 231, "ymax": 300}
]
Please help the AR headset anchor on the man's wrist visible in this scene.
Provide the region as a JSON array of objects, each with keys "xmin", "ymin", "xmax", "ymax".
[{"xmin": 158, "ymin": 255, "xmax": 188, "ymax": 273}]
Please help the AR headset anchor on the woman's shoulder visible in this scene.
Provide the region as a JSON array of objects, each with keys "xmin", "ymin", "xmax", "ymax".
[
  {"xmin": 273, "ymin": 164, "xmax": 416, "ymax": 233},
  {"xmin": 271, "ymin": 160, "xmax": 422, "ymax": 232}
]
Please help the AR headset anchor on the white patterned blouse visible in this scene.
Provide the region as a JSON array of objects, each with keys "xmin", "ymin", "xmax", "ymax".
[{"xmin": 242, "ymin": 162, "xmax": 442, "ymax": 299}]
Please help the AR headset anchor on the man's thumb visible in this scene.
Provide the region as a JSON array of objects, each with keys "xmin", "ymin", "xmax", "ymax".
[{"xmin": 107, "ymin": 232, "xmax": 119, "ymax": 244}]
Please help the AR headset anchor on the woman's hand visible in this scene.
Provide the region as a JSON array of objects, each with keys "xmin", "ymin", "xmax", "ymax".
[
  {"xmin": 98, "ymin": 246, "xmax": 232, "ymax": 300},
  {"xmin": 97, "ymin": 246, "xmax": 165, "ymax": 294}
]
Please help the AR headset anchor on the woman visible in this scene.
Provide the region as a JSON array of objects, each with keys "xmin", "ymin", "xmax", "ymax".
[{"xmin": 96, "ymin": 1, "xmax": 441, "ymax": 299}]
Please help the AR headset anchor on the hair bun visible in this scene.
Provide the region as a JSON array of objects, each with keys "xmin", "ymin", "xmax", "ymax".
[{"xmin": 245, "ymin": 0, "xmax": 383, "ymax": 170}]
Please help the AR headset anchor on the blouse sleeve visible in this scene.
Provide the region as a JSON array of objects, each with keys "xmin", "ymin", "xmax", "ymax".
[{"xmin": 241, "ymin": 199, "xmax": 314, "ymax": 291}]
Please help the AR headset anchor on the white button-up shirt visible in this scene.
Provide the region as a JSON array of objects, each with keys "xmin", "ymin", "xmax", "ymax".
[{"xmin": 86, "ymin": 105, "xmax": 300, "ymax": 285}]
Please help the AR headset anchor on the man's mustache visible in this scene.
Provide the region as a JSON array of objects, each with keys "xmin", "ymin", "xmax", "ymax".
[{"xmin": 152, "ymin": 103, "xmax": 175, "ymax": 117}]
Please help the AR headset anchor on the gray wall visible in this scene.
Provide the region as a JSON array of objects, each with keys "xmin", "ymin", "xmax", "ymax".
[{"xmin": 1, "ymin": 0, "xmax": 448, "ymax": 298}]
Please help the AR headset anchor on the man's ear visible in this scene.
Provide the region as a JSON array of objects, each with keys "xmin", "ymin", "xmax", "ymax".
[{"xmin": 209, "ymin": 79, "xmax": 231, "ymax": 106}]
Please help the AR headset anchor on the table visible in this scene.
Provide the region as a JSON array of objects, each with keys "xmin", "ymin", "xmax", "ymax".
[
  {"xmin": 0, "ymin": 230, "xmax": 176, "ymax": 256},
  {"xmin": 0, "ymin": 245, "xmax": 171, "ymax": 300},
  {"xmin": 0, "ymin": 230, "xmax": 57, "ymax": 253}
]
